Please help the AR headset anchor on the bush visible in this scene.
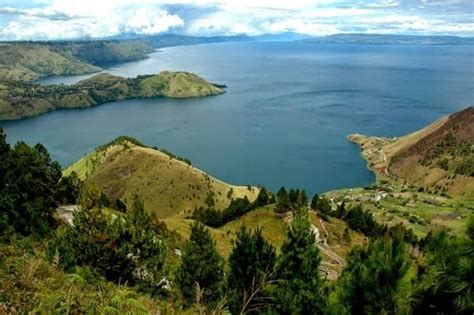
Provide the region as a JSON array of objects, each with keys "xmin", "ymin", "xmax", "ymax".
[{"xmin": 49, "ymin": 196, "xmax": 167, "ymax": 294}]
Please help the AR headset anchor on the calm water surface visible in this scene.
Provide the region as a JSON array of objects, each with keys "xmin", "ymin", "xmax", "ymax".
[{"xmin": 2, "ymin": 41, "xmax": 473, "ymax": 195}]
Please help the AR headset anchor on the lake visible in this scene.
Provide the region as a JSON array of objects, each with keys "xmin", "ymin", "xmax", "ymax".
[{"xmin": 2, "ymin": 41, "xmax": 473, "ymax": 195}]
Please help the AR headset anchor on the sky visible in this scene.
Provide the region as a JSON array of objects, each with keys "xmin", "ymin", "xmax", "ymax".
[{"xmin": 0, "ymin": 0, "xmax": 473, "ymax": 40}]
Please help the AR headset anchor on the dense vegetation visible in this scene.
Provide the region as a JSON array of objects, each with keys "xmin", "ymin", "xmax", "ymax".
[
  {"xmin": 191, "ymin": 187, "xmax": 273, "ymax": 227},
  {"xmin": 0, "ymin": 128, "xmax": 79, "ymax": 236},
  {"xmin": 0, "ymin": 129, "xmax": 472, "ymax": 314}
]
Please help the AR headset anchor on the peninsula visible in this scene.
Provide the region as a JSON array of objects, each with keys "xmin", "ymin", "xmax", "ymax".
[{"xmin": 0, "ymin": 71, "xmax": 225, "ymax": 120}]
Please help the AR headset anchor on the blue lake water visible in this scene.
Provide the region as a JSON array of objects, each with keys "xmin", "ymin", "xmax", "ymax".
[{"xmin": 2, "ymin": 41, "xmax": 473, "ymax": 195}]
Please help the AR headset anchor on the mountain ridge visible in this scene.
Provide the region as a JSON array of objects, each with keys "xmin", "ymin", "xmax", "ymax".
[{"xmin": 348, "ymin": 106, "xmax": 474, "ymax": 199}]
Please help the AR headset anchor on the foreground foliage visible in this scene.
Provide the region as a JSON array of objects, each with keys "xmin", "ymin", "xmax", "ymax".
[{"xmin": 1, "ymin": 130, "xmax": 472, "ymax": 314}]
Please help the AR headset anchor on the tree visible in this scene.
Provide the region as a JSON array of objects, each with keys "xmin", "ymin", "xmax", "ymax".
[
  {"xmin": 0, "ymin": 140, "xmax": 62, "ymax": 236},
  {"xmin": 275, "ymin": 191, "xmax": 292, "ymax": 214},
  {"xmin": 337, "ymin": 225, "xmax": 411, "ymax": 314},
  {"xmin": 413, "ymin": 218, "xmax": 473, "ymax": 314},
  {"xmin": 335, "ymin": 202, "xmax": 346, "ymax": 219},
  {"xmin": 276, "ymin": 187, "xmax": 288, "ymax": 200},
  {"xmin": 296, "ymin": 189, "xmax": 308, "ymax": 207},
  {"xmin": 288, "ymin": 189, "xmax": 298, "ymax": 204},
  {"xmin": 310, "ymin": 193, "xmax": 320, "ymax": 210},
  {"xmin": 227, "ymin": 227, "xmax": 276, "ymax": 314},
  {"xmin": 56, "ymin": 171, "xmax": 82, "ymax": 205},
  {"xmin": 0, "ymin": 128, "xmax": 11, "ymax": 233},
  {"xmin": 205, "ymin": 192, "xmax": 215, "ymax": 207},
  {"xmin": 253, "ymin": 187, "xmax": 270, "ymax": 208},
  {"xmin": 50, "ymin": 196, "xmax": 166, "ymax": 293},
  {"xmin": 177, "ymin": 222, "xmax": 224, "ymax": 307},
  {"xmin": 273, "ymin": 208, "xmax": 326, "ymax": 314}
]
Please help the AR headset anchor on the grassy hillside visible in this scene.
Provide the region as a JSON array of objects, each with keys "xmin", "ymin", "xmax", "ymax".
[
  {"xmin": 0, "ymin": 44, "xmax": 100, "ymax": 81},
  {"xmin": 325, "ymin": 183, "xmax": 473, "ymax": 238},
  {"xmin": 348, "ymin": 106, "xmax": 474, "ymax": 199},
  {"xmin": 0, "ymin": 36, "xmax": 249, "ymax": 82},
  {"xmin": 0, "ymin": 71, "xmax": 224, "ymax": 120},
  {"xmin": 65, "ymin": 137, "xmax": 258, "ymax": 219},
  {"xmin": 163, "ymin": 205, "xmax": 366, "ymax": 279},
  {"xmin": 0, "ymin": 41, "xmax": 155, "ymax": 81}
]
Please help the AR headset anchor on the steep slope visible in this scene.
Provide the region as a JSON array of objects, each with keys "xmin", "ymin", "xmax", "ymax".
[
  {"xmin": 0, "ymin": 44, "xmax": 101, "ymax": 81},
  {"xmin": 65, "ymin": 137, "xmax": 259, "ymax": 219},
  {"xmin": 0, "ymin": 41, "xmax": 155, "ymax": 81},
  {"xmin": 0, "ymin": 71, "xmax": 224, "ymax": 120},
  {"xmin": 349, "ymin": 106, "xmax": 474, "ymax": 199}
]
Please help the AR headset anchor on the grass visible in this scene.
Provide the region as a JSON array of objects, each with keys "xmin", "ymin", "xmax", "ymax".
[
  {"xmin": 325, "ymin": 185, "xmax": 473, "ymax": 238},
  {"xmin": 0, "ymin": 237, "xmax": 161, "ymax": 314},
  {"xmin": 0, "ymin": 44, "xmax": 100, "ymax": 81},
  {"xmin": 163, "ymin": 205, "xmax": 367, "ymax": 279},
  {"xmin": 65, "ymin": 140, "xmax": 260, "ymax": 219}
]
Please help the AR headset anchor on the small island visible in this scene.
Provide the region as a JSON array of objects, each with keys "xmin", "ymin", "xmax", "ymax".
[{"xmin": 0, "ymin": 71, "xmax": 225, "ymax": 120}]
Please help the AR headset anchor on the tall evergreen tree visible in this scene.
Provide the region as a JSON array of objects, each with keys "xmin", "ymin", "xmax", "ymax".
[
  {"xmin": 227, "ymin": 227, "xmax": 276, "ymax": 314},
  {"xmin": 275, "ymin": 187, "xmax": 292, "ymax": 214},
  {"xmin": 276, "ymin": 187, "xmax": 288, "ymax": 200},
  {"xmin": 273, "ymin": 208, "xmax": 326, "ymax": 314},
  {"xmin": 0, "ymin": 141, "xmax": 62, "ymax": 236},
  {"xmin": 253, "ymin": 187, "xmax": 270, "ymax": 208},
  {"xmin": 413, "ymin": 218, "xmax": 473, "ymax": 314},
  {"xmin": 288, "ymin": 189, "xmax": 298, "ymax": 204},
  {"xmin": 335, "ymin": 201, "xmax": 346, "ymax": 219},
  {"xmin": 310, "ymin": 193, "xmax": 320, "ymax": 210},
  {"xmin": 296, "ymin": 189, "xmax": 308, "ymax": 207},
  {"xmin": 177, "ymin": 222, "xmax": 224, "ymax": 307},
  {"xmin": 0, "ymin": 128, "xmax": 10, "ymax": 233},
  {"xmin": 337, "ymin": 225, "xmax": 411, "ymax": 314}
]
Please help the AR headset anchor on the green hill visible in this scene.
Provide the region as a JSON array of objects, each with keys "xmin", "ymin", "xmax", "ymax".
[
  {"xmin": 0, "ymin": 44, "xmax": 100, "ymax": 81},
  {"xmin": 163, "ymin": 205, "xmax": 366, "ymax": 279},
  {"xmin": 0, "ymin": 71, "xmax": 224, "ymax": 120},
  {"xmin": 65, "ymin": 137, "xmax": 258, "ymax": 219},
  {"xmin": 0, "ymin": 41, "xmax": 154, "ymax": 81}
]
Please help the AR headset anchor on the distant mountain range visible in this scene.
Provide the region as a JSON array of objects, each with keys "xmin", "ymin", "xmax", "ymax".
[
  {"xmin": 3, "ymin": 32, "xmax": 472, "ymax": 46},
  {"xmin": 302, "ymin": 33, "xmax": 474, "ymax": 45}
]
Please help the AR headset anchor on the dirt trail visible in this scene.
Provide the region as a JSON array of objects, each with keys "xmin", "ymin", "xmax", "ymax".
[{"xmin": 285, "ymin": 212, "xmax": 346, "ymax": 280}]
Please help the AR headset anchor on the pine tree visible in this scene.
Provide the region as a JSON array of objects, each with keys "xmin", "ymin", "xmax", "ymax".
[
  {"xmin": 0, "ymin": 128, "xmax": 10, "ymax": 233},
  {"xmin": 275, "ymin": 187, "xmax": 292, "ymax": 214},
  {"xmin": 0, "ymin": 140, "xmax": 62, "ymax": 236},
  {"xmin": 276, "ymin": 187, "xmax": 288, "ymax": 200},
  {"xmin": 296, "ymin": 189, "xmax": 308, "ymax": 207},
  {"xmin": 335, "ymin": 201, "xmax": 346, "ymax": 218},
  {"xmin": 273, "ymin": 208, "xmax": 326, "ymax": 314},
  {"xmin": 413, "ymin": 218, "xmax": 474, "ymax": 314},
  {"xmin": 253, "ymin": 187, "xmax": 270, "ymax": 208},
  {"xmin": 227, "ymin": 227, "xmax": 276, "ymax": 314},
  {"xmin": 310, "ymin": 193, "xmax": 320, "ymax": 210},
  {"xmin": 337, "ymin": 225, "xmax": 411, "ymax": 314},
  {"xmin": 288, "ymin": 189, "xmax": 298, "ymax": 204},
  {"xmin": 177, "ymin": 222, "xmax": 224, "ymax": 307},
  {"xmin": 50, "ymin": 196, "xmax": 166, "ymax": 293}
]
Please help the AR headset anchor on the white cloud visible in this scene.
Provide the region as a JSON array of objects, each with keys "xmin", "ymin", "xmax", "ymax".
[
  {"xmin": 0, "ymin": 2, "xmax": 184, "ymax": 40},
  {"xmin": 0, "ymin": 0, "xmax": 473, "ymax": 39}
]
